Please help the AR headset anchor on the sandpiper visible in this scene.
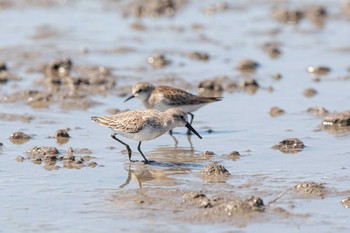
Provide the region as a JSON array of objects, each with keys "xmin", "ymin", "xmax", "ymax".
[
  {"xmin": 124, "ymin": 82, "xmax": 222, "ymax": 134},
  {"xmin": 91, "ymin": 108, "xmax": 202, "ymax": 163}
]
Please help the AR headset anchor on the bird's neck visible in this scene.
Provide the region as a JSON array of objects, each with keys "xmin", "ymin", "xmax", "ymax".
[
  {"xmin": 142, "ymin": 99, "xmax": 151, "ymax": 109},
  {"xmin": 163, "ymin": 115, "xmax": 175, "ymax": 131}
]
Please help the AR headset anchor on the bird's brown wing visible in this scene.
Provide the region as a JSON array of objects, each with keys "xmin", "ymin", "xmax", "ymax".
[
  {"xmin": 157, "ymin": 86, "xmax": 222, "ymax": 106},
  {"xmin": 91, "ymin": 110, "xmax": 148, "ymax": 133}
]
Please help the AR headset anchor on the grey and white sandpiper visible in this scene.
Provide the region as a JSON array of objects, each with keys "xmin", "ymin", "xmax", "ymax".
[
  {"xmin": 91, "ymin": 108, "xmax": 202, "ymax": 164},
  {"xmin": 124, "ymin": 82, "xmax": 222, "ymax": 134}
]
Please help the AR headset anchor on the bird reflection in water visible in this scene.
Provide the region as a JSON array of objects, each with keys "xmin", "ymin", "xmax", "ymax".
[
  {"xmin": 119, "ymin": 163, "xmax": 191, "ymax": 188},
  {"xmin": 119, "ymin": 145, "xmax": 203, "ymax": 188}
]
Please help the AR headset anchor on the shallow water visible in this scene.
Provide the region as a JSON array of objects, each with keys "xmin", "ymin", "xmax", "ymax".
[{"xmin": 1, "ymin": 0, "xmax": 350, "ymax": 232}]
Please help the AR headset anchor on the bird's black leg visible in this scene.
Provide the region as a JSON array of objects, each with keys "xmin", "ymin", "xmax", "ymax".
[
  {"xmin": 111, "ymin": 133, "xmax": 135, "ymax": 162},
  {"xmin": 187, "ymin": 112, "xmax": 194, "ymax": 135},
  {"xmin": 137, "ymin": 141, "xmax": 149, "ymax": 164}
]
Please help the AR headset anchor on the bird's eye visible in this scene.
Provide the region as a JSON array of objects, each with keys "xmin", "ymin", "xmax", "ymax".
[
  {"xmin": 137, "ymin": 88, "xmax": 143, "ymax": 93},
  {"xmin": 180, "ymin": 115, "xmax": 185, "ymax": 119}
]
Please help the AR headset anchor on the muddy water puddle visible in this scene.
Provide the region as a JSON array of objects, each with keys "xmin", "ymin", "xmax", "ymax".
[{"xmin": 1, "ymin": 0, "xmax": 350, "ymax": 232}]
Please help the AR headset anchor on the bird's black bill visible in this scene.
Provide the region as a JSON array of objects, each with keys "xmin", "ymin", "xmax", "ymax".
[
  {"xmin": 124, "ymin": 95, "xmax": 135, "ymax": 102},
  {"xmin": 185, "ymin": 123, "xmax": 202, "ymax": 139}
]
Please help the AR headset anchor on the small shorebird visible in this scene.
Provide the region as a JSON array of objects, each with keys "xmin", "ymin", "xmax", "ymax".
[
  {"xmin": 124, "ymin": 82, "xmax": 222, "ymax": 134},
  {"xmin": 91, "ymin": 108, "xmax": 202, "ymax": 164}
]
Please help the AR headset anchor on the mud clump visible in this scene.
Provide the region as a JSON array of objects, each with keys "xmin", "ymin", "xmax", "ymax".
[
  {"xmin": 198, "ymin": 79, "xmax": 224, "ymax": 96},
  {"xmin": 322, "ymin": 111, "xmax": 350, "ymax": 127},
  {"xmin": 271, "ymin": 7, "xmax": 303, "ymax": 24},
  {"xmin": 269, "ymin": 106, "xmax": 285, "ymax": 117},
  {"xmin": 27, "ymin": 146, "xmax": 59, "ymax": 157},
  {"xmin": 307, "ymin": 106, "xmax": 329, "ymax": 116},
  {"xmin": 223, "ymin": 196, "xmax": 265, "ymax": 215},
  {"xmin": 272, "ymin": 5, "xmax": 327, "ymax": 26},
  {"xmin": 122, "ymin": 0, "xmax": 185, "ymax": 18},
  {"xmin": 240, "ymin": 79, "xmax": 259, "ymax": 95},
  {"xmin": 202, "ymin": 2, "xmax": 229, "ymax": 15},
  {"xmin": 307, "ymin": 66, "xmax": 331, "ymax": 76},
  {"xmin": 183, "ymin": 192, "xmax": 207, "ymax": 202},
  {"xmin": 261, "ymin": 42, "xmax": 282, "ymax": 58},
  {"xmin": 322, "ymin": 111, "xmax": 350, "ymax": 134},
  {"xmin": 0, "ymin": 62, "xmax": 21, "ymax": 83},
  {"xmin": 341, "ymin": 197, "xmax": 350, "ymax": 208},
  {"xmin": 272, "ymin": 138, "xmax": 305, "ymax": 153},
  {"xmin": 9, "ymin": 131, "xmax": 30, "ymax": 144},
  {"xmin": 183, "ymin": 192, "xmax": 212, "ymax": 208},
  {"xmin": 272, "ymin": 73, "xmax": 282, "ymax": 81},
  {"xmin": 55, "ymin": 129, "xmax": 70, "ymax": 138},
  {"xmin": 294, "ymin": 182, "xmax": 327, "ymax": 197},
  {"xmin": 54, "ymin": 129, "xmax": 70, "ymax": 145},
  {"xmin": 305, "ymin": 5, "xmax": 327, "ymax": 27},
  {"xmin": 187, "ymin": 51, "xmax": 209, "ymax": 61},
  {"xmin": 147, "ymin": 54, "xmax": 170, "ymax": 69},
  {"xmin": 303, "ymin": 88, "xmax": 318, "ymax": 98},
  {"xmin": 200, "ymin": 163, "xmax": 231, "ymax": 182},
  {"xmin": 201, "ymin": 163, "xmax": 230, "ymax": 176},
  {"xmin": 16, "ymin": 156, "xmax": 25, "ymax": 162},
  {"xmin": 44, "ymin": 58, "xmax": 73, "ymax": 77},
  {"xmin": 24, "ymin": 146, "xmax": 97, "ymax": 170},
  {"xmin": 236, "ymin": 59, "xmax": 259, "ymax": 73},
  {"xmin": 27, "ymin": 92, "xmax": 52, "ymax": 108},
  {"xmin": 202, "ymin": 151, "xmax": 215, "ymax": 159},
  {"xmin": 0, "ymin": 62, "xmax": 7, "ymax": 71},
  {"xmin": 183, "ymin": 192, "xmax": 264, "ymax": 214},
  {"xmin": 198, "ymin": 80, "xmax": 224, "ymax": 94},
  {"xmin": 225, "ymin": 151, "xmax": 240, "ymax": 161},
  {"xmin": 3, "ymin": 58, "xmax": 116, "ymax": 110},
  {"xmin": 183, "ymin": 192, "xmax": 265, "ymax": 217}
]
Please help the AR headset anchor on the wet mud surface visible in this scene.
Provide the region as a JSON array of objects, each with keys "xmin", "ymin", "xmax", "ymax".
[{"xmin": 1, "ymin": 0, "xmax": 350, "ymax": 233}]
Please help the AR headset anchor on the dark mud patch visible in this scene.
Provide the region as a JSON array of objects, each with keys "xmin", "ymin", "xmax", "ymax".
[
  {"xmin": 322, "ymin": 110, "xmax": 350, "ymax": 135},
  {"xmin": 0, "ymin": 62, "xmax": 21, "ymax": 83},
  {"xmin": 307, "ymin": 106, "xmax": 329, "ymax": 116},
  {"xmin": 271, "ymin": 4, "xmax": 327, "ymax": 26},
  {"xmin": 303, "ymin": 88, "xmax": 318, "ymax": 98},
  {"xmin": 147, "ymin": 54, "xmax": 171, "ymax": 69},
  {"xmin": 187, "ymin": 51, "xmax": 210, "ymax": 61},
  {"xmin": 322, "ymin": 111, "xmax": 350, "ymax": 127},
  {"xmin": 198, "ymin": 77, "xmax": 227, "ymax": 97},
  {"xmin": 235, "ymin": 59, "xmax": 260, "ymax": 73},
  {"xmin": 9, "ymin": 131, "xmax": 30, "ymax": 145},
  {"xmin": 202, "ymin": 151, "xmax": 215, "ymax": 159},
  {"xmin": 307, "ymin": 65, "xmax": 331, "ymax": 76},
  {"xmin": 1, "ymin": 58, "xmax": 119, "ymax": 110},
  {"xmin": 120, "ymin": 0, "xmax": 186, "ymax": 18},
  {"xmin": 261, "ymin": 42, "xmax": 282, "ymax": 59},
  {"xmin": 272, "ymin": 138, "xmax": 305, "ymax": 153},
  {"xmin": 49, "ymin": 129, "xmax": 71, "ymax": 145},
  {"xmin": 341, "ymin": 197, "xmax": 350, "ymax": 208},
  {"xmin": 269, "ymin": 106, "xmax": 285, "ymax": 117},
  {"xmin": 222, "ymin": 151, "xmax": 240, "ymax": 161},
  {"xmin": 22, "ymin": 146, "xmax": 98, "ymax": 170},
  {"xmin": 200, "ymin": 162, "xmax": 231, "ymax": 182},
  {"xmin": 112, "ymin": 188, "xmax": 304, "ymax": 226},
  {"xmin": 293, "ymin": 182, "xmax": 328, "ymax": 198}
]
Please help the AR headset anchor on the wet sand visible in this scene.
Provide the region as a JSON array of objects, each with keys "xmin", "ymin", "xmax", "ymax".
[{"xmin": 1, "ymin": 0, "xmax": 350, "ymax": 232}]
